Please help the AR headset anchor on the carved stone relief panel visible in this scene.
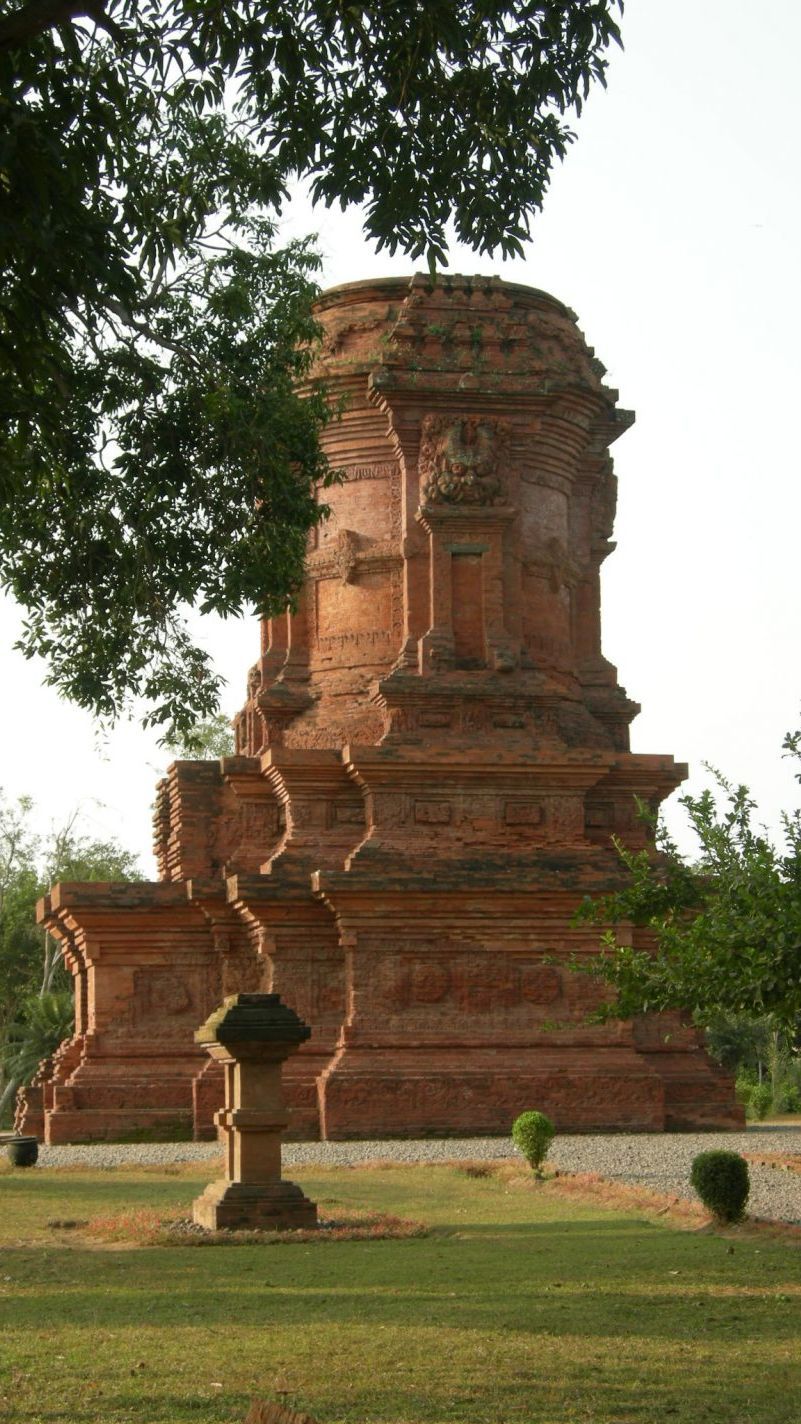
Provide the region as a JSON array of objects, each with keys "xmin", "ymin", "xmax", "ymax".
[
  {"xmin": 419, "ymin": 415, "xmax": 510, "ymax": 506},
  {"xmin": 414, "ymin": 800, "xmax": 452, "ymax": 825},
  {"xmin": 504, "ymin": 800, "xmax": 544, "ymax": 826},
  {"xmin": 269, "ymin": 948, "xmax": 345, "ymax": 1029},
  {"xmin": 361, "ymin": 790, "xmax": 584, "ymax": 845},
  {"xmin": 358, "ymin": 949, "xmax": 565, "ymax": 1032},
  {"xmin": 214, "ymin": 784, "xmax": 281, "ymax": 874},
  {"xmin": 127, "ymin": 964, "xmax": 219, "ymax": 1040}
]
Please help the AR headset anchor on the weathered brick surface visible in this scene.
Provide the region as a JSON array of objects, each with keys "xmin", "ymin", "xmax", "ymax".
[{"xmin": 20, "ymin": 276, "xmax": 743, "ymax": 1142}]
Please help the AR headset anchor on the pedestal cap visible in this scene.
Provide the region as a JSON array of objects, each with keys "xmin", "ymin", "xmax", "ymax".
[{"xmin": 195, "ymin": 993, "xmax": 312, "ymax": 1049}]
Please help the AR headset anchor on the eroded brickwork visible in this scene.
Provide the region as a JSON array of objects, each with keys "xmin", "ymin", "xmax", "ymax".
[{"xmin": 19, "ymin": 275, "xmax": 743, "ymax": 1142}]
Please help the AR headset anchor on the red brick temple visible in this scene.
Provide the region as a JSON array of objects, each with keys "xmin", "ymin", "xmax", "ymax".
[{"xmin": 19, "ymin": 275, "xmax": 743, "ymax": 1143}]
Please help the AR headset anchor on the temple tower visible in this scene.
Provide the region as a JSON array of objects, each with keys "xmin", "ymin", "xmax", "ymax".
[{"xmin": 21, "ymin": 276, "xmax": 743, "ymax": 1142}]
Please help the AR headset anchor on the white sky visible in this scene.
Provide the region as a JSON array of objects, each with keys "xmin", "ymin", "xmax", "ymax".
[{"xmin": 2, "ymin": 0, "xmax": 800, "ymax": 872}]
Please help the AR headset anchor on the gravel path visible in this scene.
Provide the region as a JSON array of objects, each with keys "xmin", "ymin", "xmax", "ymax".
[{"xmin": 30, "ymin": 1127, "xmax": 801, "ymax": 1225}]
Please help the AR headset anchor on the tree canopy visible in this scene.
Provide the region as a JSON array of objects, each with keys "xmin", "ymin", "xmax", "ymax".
[
  {"xmin": 0, "ymin": 0, "xmax": 623, "ymax": 737},
  {"xmin": 576, "ymin": 732, "xmax": 801, "ymax": 1030}
]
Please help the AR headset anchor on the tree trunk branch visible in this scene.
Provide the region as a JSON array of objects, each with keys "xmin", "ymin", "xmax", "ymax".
[
  {"xmin": 0, "ymin": 1074, "xmax": 19, "ymax": 1122},
  {"xmin": 0, "ymin": 0, "xmax": 123, "ymax": 52}
]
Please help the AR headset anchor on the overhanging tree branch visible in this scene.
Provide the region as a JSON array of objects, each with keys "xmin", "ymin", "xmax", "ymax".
[
  {"xmin": 0, "ymin": 0, "xmax": 624, "ymax": 733},
  {"xmin": 0, "ymin": 0, "xmax": 117, "ymax": 50}
]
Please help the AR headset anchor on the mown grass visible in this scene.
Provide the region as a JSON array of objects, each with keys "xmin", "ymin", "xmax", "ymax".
[{"xmin": 1, "ymin": 1155, "xmax": 800, "ymax": 1424}]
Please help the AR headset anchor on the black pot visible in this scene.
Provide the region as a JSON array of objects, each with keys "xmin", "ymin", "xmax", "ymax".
[{"xmin": 7, "ymin": 1136, "xmax": 38, "ymax": 1168}]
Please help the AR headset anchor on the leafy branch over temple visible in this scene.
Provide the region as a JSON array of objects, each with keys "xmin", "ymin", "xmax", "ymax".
[{"xmin": 0, "ymin": 0, "xmax": 623, "ymax": 736}]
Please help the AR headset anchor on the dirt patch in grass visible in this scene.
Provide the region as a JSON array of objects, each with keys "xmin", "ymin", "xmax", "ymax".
[
  {"xmin": 48, "ymin": 1204, "xmax": 428, "ymax": 1248},
  {"xmin": 446, "ymin": 1156, "xmax": 705, "ymax": 1226},
  {"xmin": 442, "ymin": 1156, "xmax": 801, "ymax": 1247},
  {"xmin": 541, "ymin": 1169, "xmax": 707, "ymax": 1226},
  {"xmin": 546, "ymin": 1170, "xmax": 801, "ymax": 1246},
  {"xmin": 160, "ymin": 1210, "xmax": 428, "ymax": 1247},
  {"xmin": 334, "ymin": 1156, "xmax": 436, "ymax": 1172}
]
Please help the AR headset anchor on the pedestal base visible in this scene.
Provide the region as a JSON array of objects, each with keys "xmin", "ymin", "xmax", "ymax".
[{"xmin": 193, "ymin": 1179, "xmax": 318, "ymax": 1231}]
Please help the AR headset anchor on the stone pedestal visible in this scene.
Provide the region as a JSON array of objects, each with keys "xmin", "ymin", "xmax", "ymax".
[{"xmin": 191, "ymin": 994, "xmax": 317, "ymax": 1231}]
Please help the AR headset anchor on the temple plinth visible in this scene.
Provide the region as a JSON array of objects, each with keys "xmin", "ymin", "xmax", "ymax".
[{"xmin": 20, "ymin": 275, "xmax": 743, "ymax": 1142}]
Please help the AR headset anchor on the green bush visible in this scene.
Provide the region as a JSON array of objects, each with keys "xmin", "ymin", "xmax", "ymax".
[
  {"xmin": 512, "ymin": 1110, "xmax": 555, "ymax": 1173},
  {"xmin": 774, "ymin": 1083, "xmax": 801, "ymax": 1114},
  {"xmin": 746, "ymin": 1082, "xmax": 773, "ymax": 1120},
  {"xmin": 690, "ymin": 1150, "xmax": 750, "ymax": 1223},
  {"xmin": 734, "ymin": 1072, "xmax": 754, "ymax": 1108}
]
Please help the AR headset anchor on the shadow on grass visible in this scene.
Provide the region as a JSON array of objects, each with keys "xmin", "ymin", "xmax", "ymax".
[
  {"xmin": 1, "ymin": 1225, "xmax": 798, "ymax": 1346},
  {"xmin": 4, "ymin": 1362, "xmax": 796, "ymax": 1424},
  {"xmin": 0, "ymin": 1174, "xmax": 201, "ymax": 1208}
]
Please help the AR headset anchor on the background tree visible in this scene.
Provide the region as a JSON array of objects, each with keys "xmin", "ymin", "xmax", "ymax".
[
  {"xmin": 576, "ymin": 732, "xmax": 801, "ymax": 1110},
  {"xmin": 0, "ymin": 0, "xmax": 623, "ymax": 738},
  {"xmin": 703, "ymin": 1012, "xmax": 800, "ymax": 1118},
  {"xmin": 163, "ymin": 712, "xmax": 236, "ymax": 760},
  {"xmin": 0, "ymin": 791, "xmax": 141, "ymax": 1121}
]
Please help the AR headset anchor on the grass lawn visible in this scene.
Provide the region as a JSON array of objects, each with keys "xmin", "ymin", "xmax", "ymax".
[{"xmin": 0, "ymin": 1156, "xmax": 799, "ymax": 1424}]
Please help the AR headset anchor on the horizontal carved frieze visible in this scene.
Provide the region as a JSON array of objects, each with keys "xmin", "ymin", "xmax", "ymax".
[
  {"xmin": 316, "ymin": 630, "xmax": 394, "ymax": 650},
  {"xmin": 362, "ymin": 952, "xmax": 565, "ymax": 1027},
  {"xmin": 504, "ymin": 801, "xmax": 544, "ymax": 826},
  {"xmin": 342, "ymin": 463, "xmax": 398, "ymax": 482},
  {"xmin": 414, "ymin": 800, "xmax": 452, "ymax": 825}
]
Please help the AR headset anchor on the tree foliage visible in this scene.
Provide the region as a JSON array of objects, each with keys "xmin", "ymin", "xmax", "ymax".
[
  {"xmin": 2, "ymin": 989, "xmax": 74, "ymax": 1096},
  {"xmin": 0, "ymin": 790, "xmax": 141, "ymax": 1119},
  {"xmin": 0, "ymin": 0, "xmax": 623, "ymax": 736},
  {"xmin": 0, "ymin": 794, "xmax": 41, "ymax": 1032},
  {"xmin": 163, "ymin": 712, "xmax": 235, "ymax": 759},
  {"xmin": 576, "ymin": 734, "xmax": 801, "ymax": 1030}
]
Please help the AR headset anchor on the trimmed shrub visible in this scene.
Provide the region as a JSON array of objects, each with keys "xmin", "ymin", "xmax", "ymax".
[
  {"xmin": 690, "ymin": 1150, "xmax": 750, "ymax": 1223},
  {"xmin": 512, "ymin": 1110, "xmax": 555, "ymax": 1173}
]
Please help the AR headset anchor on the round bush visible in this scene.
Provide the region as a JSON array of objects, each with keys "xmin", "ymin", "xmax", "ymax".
[
  {"xmin": 512, "ymin": 1110, "xmax": 555, "ymax": 1172},
  {"xmin": 690, "ymin": 1150, "xmax": 749, "ymax": 1223}
]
